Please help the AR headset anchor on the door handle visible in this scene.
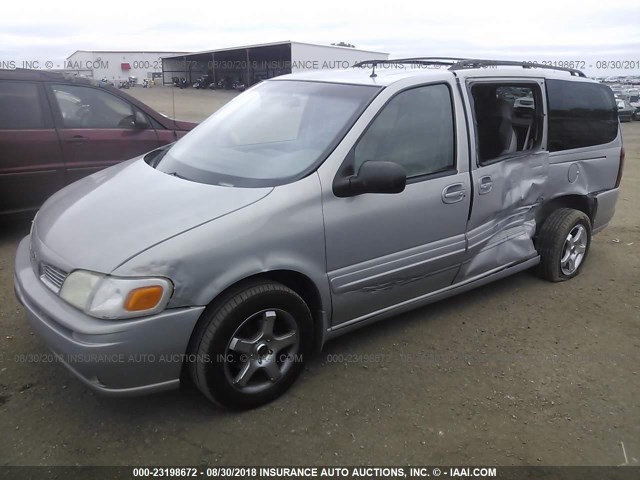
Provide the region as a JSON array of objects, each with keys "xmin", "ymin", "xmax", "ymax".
[
  {"xmin": 66, "ymin": 135, "xmax": 88, "ymax": 144},
  {"xmin": 442, "ymin": 183, "xmax": 466, "ymax": 204},
  {"xmin": 478, "ymin": 176, "xmax": 493, "ymax": 195}
]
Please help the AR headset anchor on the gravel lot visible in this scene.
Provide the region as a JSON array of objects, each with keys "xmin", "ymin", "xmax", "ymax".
[
  {"xmin": 128, "ymin": 86, "xmax": 239, "ymax": 123},
  {"xmin": 0, "ymin": 87, "xmax": 638, "ymax": 467}
]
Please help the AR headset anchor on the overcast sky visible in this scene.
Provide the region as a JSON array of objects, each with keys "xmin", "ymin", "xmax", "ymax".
[{"xmin": 2, "ymin": 0, "xmax": 639, "ymax": 76}]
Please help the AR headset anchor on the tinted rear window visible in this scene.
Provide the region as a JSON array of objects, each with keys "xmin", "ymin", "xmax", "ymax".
[
  {"xmin": 546, "ymin": 80, "xmax": 618, "ymax": 152},
  {"xmin": 0, "ymin": 81, "xmax": 44, "ymax": 129}
]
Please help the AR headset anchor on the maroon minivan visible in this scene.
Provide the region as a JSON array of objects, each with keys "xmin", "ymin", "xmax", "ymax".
[{"xmin": 0, "ymin": 69, "xmax": 196, "ymax": 214}]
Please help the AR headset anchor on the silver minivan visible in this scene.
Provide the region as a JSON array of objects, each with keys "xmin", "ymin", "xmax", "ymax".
[{"xmin": 14, "ymin": 59, "xmax": 624, "ymax": 408}]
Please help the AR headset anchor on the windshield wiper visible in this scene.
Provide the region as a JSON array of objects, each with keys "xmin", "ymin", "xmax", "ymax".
[{"xmin": 167, "ymin": 171, "xmax": 188, "ymax": 180}]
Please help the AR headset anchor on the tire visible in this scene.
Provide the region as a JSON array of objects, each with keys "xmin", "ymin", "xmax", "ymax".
[
  {"xmin": 536, "ymin": 208, "xmax": 592, "ymax": 282},
  {"xmin": 188, "ymin": 280, "xmax": 312, "ymax": 409}
]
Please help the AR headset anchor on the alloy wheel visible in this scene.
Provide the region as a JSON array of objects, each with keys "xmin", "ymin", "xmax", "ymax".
[
  {"xmin": 560, "ymin": 224, "xmax": 587, "ymax": 275},
  {"xmin": 223, "ymin": 309, "xmax": 300, "ymax": 394}
]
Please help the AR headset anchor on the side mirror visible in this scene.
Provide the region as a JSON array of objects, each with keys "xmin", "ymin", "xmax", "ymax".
[
  {"xmin": 334, "ymin": 161, "xmax": 406, "ymax": 197},
  {"xmin": 133, "ymin": 111, "xmax": 149, "ymax": 129}
]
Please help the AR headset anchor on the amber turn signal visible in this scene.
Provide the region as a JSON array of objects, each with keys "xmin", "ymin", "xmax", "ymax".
[{"xmin": 124, "ymin": 286, "xmax": 165, "ymax": 311}]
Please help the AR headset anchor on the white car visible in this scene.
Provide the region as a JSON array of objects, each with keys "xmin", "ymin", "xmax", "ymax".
[{"xmin": 514, "ymin": 96, "xmax": 535, "ymax": 109}]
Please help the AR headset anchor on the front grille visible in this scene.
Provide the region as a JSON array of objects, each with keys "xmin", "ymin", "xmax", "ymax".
[{"xmin": 40, "ymin": 263, "xmax": 68, "ymax": 293}]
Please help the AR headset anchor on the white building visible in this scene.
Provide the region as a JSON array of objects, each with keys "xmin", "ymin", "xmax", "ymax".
[
  {"xmin": 161, "ymin": 41, "xmax": 389, "ymax": 86},
  {"xmin": 65, "ymin": 50, "xmax": 187, "ymax": 84}
]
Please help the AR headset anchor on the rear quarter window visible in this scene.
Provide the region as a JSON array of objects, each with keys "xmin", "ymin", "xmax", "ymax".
[{"xmin": 546, "ymin": 79, "xmax": 618, "ymax": 152}]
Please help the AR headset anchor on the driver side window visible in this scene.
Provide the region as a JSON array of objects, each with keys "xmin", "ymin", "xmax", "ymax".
[
  {"xmin": 52, "ymin": 84, "xmax": 135, "ymax": 129},
  {"xmin": 354, "ymin": 84, "xmax": 455, "ymax": 178}
]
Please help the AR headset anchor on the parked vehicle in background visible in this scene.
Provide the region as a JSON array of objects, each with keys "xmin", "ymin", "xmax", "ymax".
[
  {"xmin": 616, "ymin": 99, "xmax": 634, "ymax": 122},
  {"xmin": 172, "ymin": 77, "xmax": 189, "ymax": 88},
  {"xmin": 14, "ymin": 59, "xmax": 623, "ymax": 409},
  {"xmin": 627, "ymin": 89, "xmax": 640, "ymax": 119},
  {"xmin": 0, "ymin": 68, "xmax": 197, "ymax": 214},
  {"xmin": 232, "ymin": 80, "xmax": 246, "ymax": 92},
  {"xmin": 513, "ymin": 96, "xmax": 534, "ymax": 109},
  {"xmin": 194, "ymin": 75, "xmax": 213, "ymax": 89}
]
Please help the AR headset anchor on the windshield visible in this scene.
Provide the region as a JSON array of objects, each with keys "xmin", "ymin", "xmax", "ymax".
[{"xmin": 152, "ymin": 80, "xmax": 381, "ymax": 187}]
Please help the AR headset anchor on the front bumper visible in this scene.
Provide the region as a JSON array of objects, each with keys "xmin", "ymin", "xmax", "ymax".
[{"xmin": 14, "ymin": 236, "xmax": 205, "ymax": 397}]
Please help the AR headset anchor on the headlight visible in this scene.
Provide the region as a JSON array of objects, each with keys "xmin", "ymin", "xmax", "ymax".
[{"xmin": 59, "ymin": 270, "xmax": 173, "ymax": 319}]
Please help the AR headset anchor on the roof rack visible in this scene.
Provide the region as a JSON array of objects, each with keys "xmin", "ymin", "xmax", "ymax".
[
  {"xmin": 450, "ymin": 59, "xmax": 586, "ymax": 77},
  {"xmin": 353, "ymin": 57, "xmax": 586, "ymax": 78},
  {"xmin": 353, "ymin": 58, "xmax": 460, "ymax": 78}
]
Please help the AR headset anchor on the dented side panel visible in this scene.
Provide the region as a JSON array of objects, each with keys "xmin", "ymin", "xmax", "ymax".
[
  {"xmin": 546, "ymin": 141, "xmax": 621, "ymax": 200},
  {"xmin": 454, "ymin": 72, "xmax": 622, "ymax": 284},
  {"xmin": 454, "ymin": 75, "xmax": 550, "ymax": 282},
  {"xmin": 456, "ymin": 151, "xmax": 548, "ymax": 282},
  {"xmin": 323, "ymin": 173, "xmax": 471, "ymax": 326}
]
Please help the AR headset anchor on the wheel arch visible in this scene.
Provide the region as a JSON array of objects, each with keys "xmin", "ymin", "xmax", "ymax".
[
  {"xmin": 257, "ymin": 270, "xmax": 327, "ymax": 352},
  {"xmin": 185, "ymin": 269, "xmax": 329, "ymax": 362},
  {"xmin": 535, "ymin": 194, "xmax": 595, "ymax": 242}
]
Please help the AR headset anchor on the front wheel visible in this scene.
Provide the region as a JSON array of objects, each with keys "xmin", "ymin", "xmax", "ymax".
[
  {"xmin": 536, "ymin": 208, "xmax": 592, "ymax": 282},
  {"xmin": 188, "ymin": 281, "xmax": 312, "ymax": 409}
]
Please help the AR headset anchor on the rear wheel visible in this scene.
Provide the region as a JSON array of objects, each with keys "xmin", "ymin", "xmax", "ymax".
[
  {"xmin": 189, "ymin": 281, "xmax": 312, "ymax": 409},
  {"xmin": 536, "ymin": 208, "xmax": 591, "ymax": 282}
]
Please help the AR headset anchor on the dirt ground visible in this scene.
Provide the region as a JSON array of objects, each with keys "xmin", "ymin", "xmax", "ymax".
[
  {"xmin": 128, "ymin": 86, "xmax": 239, "ymax": 123},
  {"xmin": 0, "ymin": 87, "xmax": 638, "ymax": 467}
]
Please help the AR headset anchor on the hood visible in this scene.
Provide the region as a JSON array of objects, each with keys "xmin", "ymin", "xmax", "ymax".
[{"xmin": 34, "ymin": 158, "xmax": 272, "ymax": 273}]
